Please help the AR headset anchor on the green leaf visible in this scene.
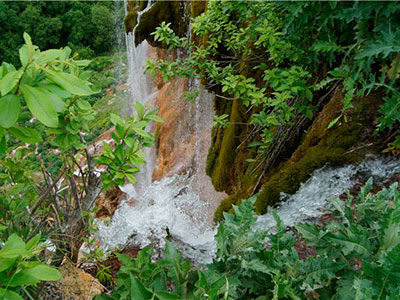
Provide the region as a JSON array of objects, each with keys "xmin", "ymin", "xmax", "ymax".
[
  {"xmin": 156, "ymin": 292, "xmax": 182, "ymax": 300},
  {"xmin": 34, "ymin": 49, "xmax": 62, "ymax": 65},
  {"xmin": 25, "ymin": 234, "xmax": 41, "ymax": 251},
  {"xmin": 23, "ymin": 32, "xmax": 33, "ymax": 63},
  {"xmin": 382, "ymin": 224, "xmax": 400, "ymax": 252},
  {"xmin": 19, "ymin": 45, "xmax": 28, "ymax": 67},
  {"xmin": 8, "ymin": 126, "xmax": 42, "ymax": 143},
  {"xmin": 327, "ymin": 115, "xmax": 342, "ymax": 129},
  {"xmin": 145, "ymin": 114, "xmax": 164, "ymax": 123},
  {"xmin": 0, "ymin": 70, "xmax": 23, "ymax": 96},
  {"xmin": 0, "ymin": 257, "xmax": 17, "ymax": 273},
  {"xmin": 22, "ymin": 264, "xmax": 62, "ymax": 281},
  {"xmin": 0, "ymin": 95, "xmax": 20, "ymax": 128},
  {"xmin": 130, "ymin": 275, "xmax": 152, "ymax": 300},
  {"xmin": 0, "ymin": 288, "xmax": 23, "ymax": 300},
  {"xmin": 37, "ymin": 82, "xmax": 71, "ymax": 99},
  {"xmin": 1, "ymin": 234, "xmax": 25, "ymax": 253},
  {"xmin": 20, "ymin": 84, "xmax": 58, "ymax": 127},
  {"xmin": 44, "ymin": 69, "xmax": 95, "ymax": 96},
  {"xmin": 126, "ymin": 174, "xmax": 137, "ymax": 184},
  {"xmin": 0, "ymin": 135, "xmax": 5, "ymax": 154}
]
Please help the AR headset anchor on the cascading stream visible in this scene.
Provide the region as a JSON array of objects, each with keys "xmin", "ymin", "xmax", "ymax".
[
  {"xmin": 124, "ymin": 0, "xmax": 158, "ymax": 195},
  {"xmin": 97, "ymin": 157, "xmax": 400, "ymax": 264},
  {"xmin": 97, "ymin": 2, "xmax": 400, "ymax": 266}
]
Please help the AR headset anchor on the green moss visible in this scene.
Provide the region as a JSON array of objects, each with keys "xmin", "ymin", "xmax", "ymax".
[
  {"xmin": 192, "ymin": 0, "xmax": 207, "ymax": 18},
  {"xmin": 133, "ymin": 1, "xmax": 190, "ymax": 47},
  {"xmin": 210, "ymin": 100, "xmax": 246, "ymax": 193},
  {"xmin": 124, "ymin": 10, "xmax": 138, "ymax": 33},
  {"xmin": 214, "ymin": 192, "xmax": 246, "ymax": 222},
  {"xmin": 139, "ymin": 0, "xmax": 148, "ymax": 11}
]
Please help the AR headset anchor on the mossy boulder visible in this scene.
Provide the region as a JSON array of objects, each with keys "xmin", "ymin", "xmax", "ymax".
[
  {"xmin": 125, "ymin": 1, "xmax": 191, "ymax": 48},
  {"xmin": 254, "ymin": 88, "xmax": 384, "ymax": 214},
  {"xmin": 192, "ymin": 0, "xmax": 207, "ymax": 18}
]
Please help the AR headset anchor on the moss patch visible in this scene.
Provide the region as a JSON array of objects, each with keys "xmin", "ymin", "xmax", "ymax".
[
  {"xmin": 192, "ymin": 0, "xmax": 207, "ymax": 18},
  {"xmin": 124, "ymin": 10, "xmax": 138, "ymax": 33},
  {"xmin": 210, "ymin": 99, "xmax": 248, "ymax": 193}
]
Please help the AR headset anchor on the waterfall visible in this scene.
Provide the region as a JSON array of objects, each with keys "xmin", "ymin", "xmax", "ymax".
[
  {"xmin": 124, "ymin": 0, "xmax": 157, "ymax": 195},
  {"xmin": 96, "ymin": 1, "xmax": 225, "ymax": 263},
  {"xmin": 97, "ymin": 2, "xmax": 400, "ymax": 265}
]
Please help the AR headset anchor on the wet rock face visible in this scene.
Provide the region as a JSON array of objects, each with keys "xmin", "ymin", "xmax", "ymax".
[
  {"xmin": 96, "ymin": 187, "xmax": 127, "ymax": 219},
  {"xmin": 150, "ymin": 47, "xmax": 226, "ymax": 212}
]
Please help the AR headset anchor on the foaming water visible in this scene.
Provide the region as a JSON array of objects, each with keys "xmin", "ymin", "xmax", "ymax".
[
  {"xmin": 256, "ymin": 157, "xmax": 400, "ymax": 230},
  {"xmin": 96, "ymin": 173, "xmax": 217, "ymax": 264},
  {"xmin": 97, "ymin": 157, "xmax": 400, "ymax": 264}
]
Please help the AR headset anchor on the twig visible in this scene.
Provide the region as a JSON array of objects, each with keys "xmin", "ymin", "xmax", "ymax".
[{"xmin": 31, "ymin": 167, "xmax": 67, "ymax": 215}]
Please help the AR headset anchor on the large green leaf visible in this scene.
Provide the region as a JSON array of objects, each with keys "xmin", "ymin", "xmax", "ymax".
[
  {"xmin": 5, "ymin": 273, "xmax": 39, "ymax": 287},
  {"xmin": 8, "ymin": 126, "xmax": 42, "ymax": 143},
  {"xmin": 130, "ymin": 275, "xmax": 153, "ymax": 300},
  {"xmin": 0, "ymin": 257, "xmax": 17, "ymax": 273},
  {"xmin": 20, "ymin": 84, "xmax": 58, "ymax": 127},
  {"xmin": 0, "ymin": 288, "xmax": 23, "ymax": 300},
  {"xmin": 44, "ymin": 69, "xmax": 95, "ymax": 96},
  {"xmin": 34, "ymin": 49, "xmax": 62, "ymax": 65},
  {"xmin": 19, "ymin": 45, "xmax": 28, "ymax": 67},
  {"xmin": 36, "ymin": 86, "xmax": 65, "ymax": 112},
  {"xmin": 0, "ymin": 70, "xmax": 23, "ymax": 96},
  {"xmin": 23, "ymin": 32, "xmax": 33, "ymax": 64},
  {"xmin": 0, "ymin": 95, "xmax": 20, "ymax": 128},
  {"xmin": 22, "ymin": 264, "xmax": 62, "ymax": 281},
  {"xmin": 37, "ymin": 82, "xmax": 71, "ymax": 99}
]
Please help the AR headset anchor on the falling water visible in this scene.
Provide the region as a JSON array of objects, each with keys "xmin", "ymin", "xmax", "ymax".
[
  {"xmin": 124, "ymin": 0, "xmax": 158, "ymax": 195},
  {"xmin": 97, "ymin": 156, "xmax": 400, "ymax": 264},
  {"xmin": 256, "ymin": 157, "xmax": 400, "ymax": 230}
]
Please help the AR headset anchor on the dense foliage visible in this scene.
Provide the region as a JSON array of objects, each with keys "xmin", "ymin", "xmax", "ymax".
[
  {"xmin": 147, "ymin": 1, "xmax": 400, "ymax": 150},
  {"xmin": 96, "ymin": 179, "xmax": 400, "ymax": 299},
  {"xmin": 0, "ymin": 34, "xmax": 160, "ymax": 298},
  {"xmin": 0, "ymin": 1, "xmax": 124, "ymax": 65}
]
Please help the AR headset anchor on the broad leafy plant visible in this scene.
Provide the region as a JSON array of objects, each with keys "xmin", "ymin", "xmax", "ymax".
[
  {"xmin": 97, "ymin": 180, "xmax": 400, "ymax": 299},
  {"xmin": 0, "ymin": 232, "xmax": 61, "ymax": 300}
]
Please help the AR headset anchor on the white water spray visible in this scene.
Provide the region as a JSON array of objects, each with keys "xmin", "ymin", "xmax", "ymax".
[{"xmin": 97, "ymin": 157, "xmax": 400, "ymax": 264}]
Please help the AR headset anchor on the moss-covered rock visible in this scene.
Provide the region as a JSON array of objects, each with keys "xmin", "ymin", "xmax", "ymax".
[
  {"xmin": 208, "ymin": 98, "xmax": 252, "ymax": 193},
  {"xmin": 124, "ymin": 10, "xmax": 138, "ymax": 33},
  {"xmin": 192, "ymin": 0, "xmax": 207, "ymax": 18},
  {"xmin": 213, "ymin": 88, "xmax": 385, "ymax": 219},
  {"xmin": 125, "ymin": 1, "xmax": 191, "ymax": 48},
  {"xmin": 254, "ymin": 88, "xmax": 383, "ymax": 214}
]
